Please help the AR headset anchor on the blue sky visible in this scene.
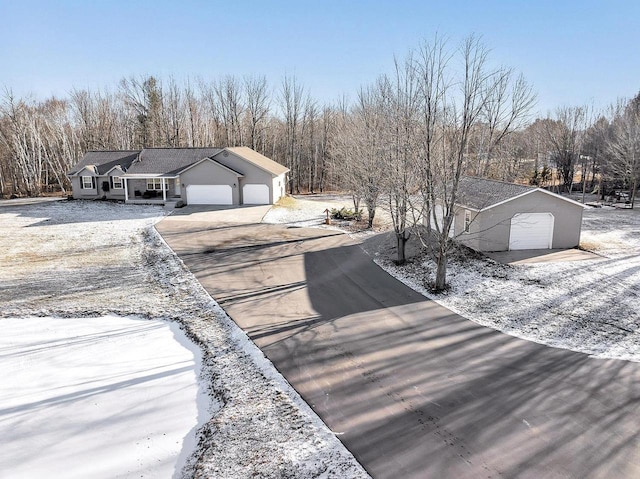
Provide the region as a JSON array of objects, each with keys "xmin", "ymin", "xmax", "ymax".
[{"xmin": 1, "ymin": 0, "xmax": 638, "ymax": 116}]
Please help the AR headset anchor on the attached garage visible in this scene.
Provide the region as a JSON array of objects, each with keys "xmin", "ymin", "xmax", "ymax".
[
  {"xmin": 509, "ymin": 213, "xmax": 554, "ymax": 250},
  {"xmin": 443, "ymin": 177, "xmax": 585, "ymax": 252},
  {"xmin": 243, "ymin": 184, "xmax": 270, "ymax": 205},
  {"xmin": 186, "ymin": 185, "xmax": 233, "ymax": 205}
]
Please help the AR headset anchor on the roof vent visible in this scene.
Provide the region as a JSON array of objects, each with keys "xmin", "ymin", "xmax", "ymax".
[{"xmin": 223, "ymin": 151, "xmax": 229, "ymax": 157}]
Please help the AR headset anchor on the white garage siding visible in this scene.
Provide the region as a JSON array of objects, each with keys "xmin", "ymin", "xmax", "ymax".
[
  {"xmin": 243, "ymin": 184, "xmax": 270, "ymax": 205},
  {"xmin": 186, "ymin": 185, "xmax": 233, "ymax": 205},
  {"xmin": 272, "ymin": 174, "xmax": 286, "ymax": 203},
  {"xmin": 509, "ymin": 213, "xmax": 554, "ymax": 250}
]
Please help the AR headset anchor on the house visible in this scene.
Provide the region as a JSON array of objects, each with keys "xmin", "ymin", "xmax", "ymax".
[
  {"xmin": 431, "ymin": 176, "xmax": 586, "ymax": 252},
  {"xmin": 67, "ymin": 147, "xmax": 289, "ymax": 206}
]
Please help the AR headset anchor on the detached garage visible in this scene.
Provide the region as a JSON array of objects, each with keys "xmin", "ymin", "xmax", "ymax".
[{"xmin": 445, "ymin": 177, "xmax": 585, "ymax": 252}]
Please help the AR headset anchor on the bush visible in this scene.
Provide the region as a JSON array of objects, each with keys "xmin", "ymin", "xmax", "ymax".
[{"xmin": 330, "ymin": 207, "xmax": 362, "ymax": 221}]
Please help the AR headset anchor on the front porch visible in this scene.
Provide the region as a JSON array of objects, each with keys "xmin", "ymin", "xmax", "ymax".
[{"xmin": 123, "ymin": 176, "xmax": 182, "ymax": 204}]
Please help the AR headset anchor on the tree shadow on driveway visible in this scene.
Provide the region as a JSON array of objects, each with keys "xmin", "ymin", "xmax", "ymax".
[{"xmin": 157, "ymin": 221, "xmax": 640, "ymax": 479}]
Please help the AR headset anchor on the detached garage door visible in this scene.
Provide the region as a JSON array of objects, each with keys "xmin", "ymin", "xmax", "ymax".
[
  {"xmin": 509, "ymin": 213, "xmax": 554, "ymax": 250},
  {"xmin": 186, "ymin": 185, "xmax": 232, "ymax": 205},
  {"xmin": 243, "ymin": 184, "xmax": 270, "ymax": 205}
]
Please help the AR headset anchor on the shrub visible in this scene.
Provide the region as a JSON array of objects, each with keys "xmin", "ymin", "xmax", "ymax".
[{"xmin": 330, "ymin": 207, "xmax": 362, "ymax": 221}]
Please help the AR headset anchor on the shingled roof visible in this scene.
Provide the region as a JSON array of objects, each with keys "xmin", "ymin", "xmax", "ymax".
[
  {"xmin": 456, "ymin": 176, "xmax": 537, "ymax": 210},
  {"xmin": 68, "ymin": 151, "xmax": 140, "ymax": 175},
  {"xmin": 223, "ymin": 147, "xmax": 289, "ymax": 176},
  {"xmin": 126, "ymin": 147, "xmax": 223, "ymax": 175},
  {"xmin": 69, "ymin": 147, "xmax": 289, "ymax": 178}
]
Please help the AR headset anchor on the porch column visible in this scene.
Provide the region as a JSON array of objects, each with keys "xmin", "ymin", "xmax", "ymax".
[
  {"xmin": 162, "ymin": 178, "xmax": 167, "ymax": 201},
  {"xmin": 124, "ymin": 178, "xmax": 129, "ymax": 203}
]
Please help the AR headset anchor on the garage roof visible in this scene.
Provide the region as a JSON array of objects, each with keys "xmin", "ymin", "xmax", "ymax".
[
  {"xmin": 456, "ymin": 176, "xmax": 585, "ymax": 211},
  {"xmin": 222, "ymin": 147, "xmax": 290, "ymax": 176}
]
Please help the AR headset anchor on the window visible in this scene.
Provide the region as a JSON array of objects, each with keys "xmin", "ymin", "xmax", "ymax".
[
  {"xmin": 82, "ymin": 176, "xmax": 93, "ymax": 189},
  {"xmin": 112, "ymin": 176, "xmax": 123, "ymax": 189},
  {"xmin": 147, "ymin": 178, "xmax": 164, "ymax": 190},
  {"xmin": 464, "ymin": 210, "xmax": 472, "ymax": 233}
]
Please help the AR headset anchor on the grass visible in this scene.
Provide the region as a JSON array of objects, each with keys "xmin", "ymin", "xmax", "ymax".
[{"xmin": 274, "ymin": 196, "xmax": 297, "ymax": 208}]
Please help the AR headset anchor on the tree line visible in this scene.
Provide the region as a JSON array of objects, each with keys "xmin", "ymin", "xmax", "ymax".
[
  {"xmin": 1, "ymin": 35, "xmax": 638, "ymax": 290},
  {"xmin": 0, "ymin": 74, "xmax": 335, "ymax": 197}
]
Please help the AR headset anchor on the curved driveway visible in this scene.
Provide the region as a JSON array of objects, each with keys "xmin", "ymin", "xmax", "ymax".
[{"xmin": 157, "ymin": 207, "xmax": 640, "ymax": 479}]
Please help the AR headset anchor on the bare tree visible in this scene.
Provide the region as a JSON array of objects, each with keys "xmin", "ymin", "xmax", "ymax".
[
  {"xmin": 543, "ymin": 106, "xmax": 587, "ymax": 192},
  {"xmin": 605, "ymin": 96, "xmax": 640, "ymax": 207},
  {"xmin": 214, "ymin": 75, "xmax": 245, "ymax": 146},
  {"xmin": 120, "ymin": 75, "xmax": 163, "ymax": 147},
  {"xmin": 415, "ymin": 35, "xmax": 535, "ymax": 291},
  {"xmin": 382, "ymin": 56, "xmax": 421, "ymax": 263},
  {"xmin": 332, "ymin": 87, "xmax": 386, "ymax": 225},
  {"xmin": 244, "ymin": 75, "xmax": 270, "ymax": 151},
  {"xmin": 279, "ymin": 75, "xmax": 305, "ymax": 194}
]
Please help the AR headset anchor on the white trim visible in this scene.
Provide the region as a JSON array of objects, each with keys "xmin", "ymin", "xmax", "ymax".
[
  {"xmin": 104, "ymin": 165, "xmax": 125, "ymax": 176},
  {"xmin": 81, "ymin": 176, "xmax": 94, "ymax": 189},
  {"xmin": 121, "ymin": 173, "xmax": 176, "ymax": 178},
  {"xmin": 71, "ymin": 166, "xmax": 97, "ymax": 177},
  {"xmin": 177, "ymin": 157, "xmax": 244, "ymax": 177},
  {"xmin": 112, "ymin": 176, "xmax": 123, "ymax": 189},
  {"xmin": 463, "ymin": 188, "xmax": 587, "ymax": 213},
  {"xmin": 147, "ymin": 178, "xmax": 164, "ymax": 190}
]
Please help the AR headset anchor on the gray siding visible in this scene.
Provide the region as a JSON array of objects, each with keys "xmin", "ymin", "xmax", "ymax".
[
  {"xmin": 214, "ymin": 151, "xmax": 275, "ymax": 204},
  {"xmin": 458, "ymin": 190, "xmax": 583, "ymax": 252},
  {"xmin": 179, "ymin": 160, "xmax": 241, "ymax": 205},
  {"xmin": 71, "ymin": 170, "xmax": 126, "ymax": 201},
  {"xmin": 453, "ymin": 207, "xmax": 482, "ymax": 250}
]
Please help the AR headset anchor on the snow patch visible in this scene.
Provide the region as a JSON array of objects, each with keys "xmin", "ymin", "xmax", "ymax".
[
  {"xmin": 0, "ymin": 199, "xmax": 369, "ymax": 479},
  {"xmin": 0, "ymin": 315, "xmax": 205, "ymax": 479}
]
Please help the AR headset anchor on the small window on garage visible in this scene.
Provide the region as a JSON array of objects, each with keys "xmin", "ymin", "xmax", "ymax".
[
  {"xmin": 112, "ymin": 176, "xmax": 123, "ymax": 189},
  {"xmin": 464, "ymin": 210, "xmax": 471, "ymax": 233},
  {"xmin": 82, "ymin": 176, "xmax": 93, "ymax": 189}
]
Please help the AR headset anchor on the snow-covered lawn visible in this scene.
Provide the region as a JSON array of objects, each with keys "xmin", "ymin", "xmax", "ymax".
[
  {"xmin": 267, "ymin": 195, "xmax": 640, "ymax": 362},
  {"xmin": 0, "ymin": 199, "xmax": 368, "ymax": 478},
  {"xmin": 0, "ymin": 315, "xmax": 205, "ymax": 479}
]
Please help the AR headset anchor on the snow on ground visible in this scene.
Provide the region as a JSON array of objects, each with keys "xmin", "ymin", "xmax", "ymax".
[
  {"xmin": 0, "ymin": 315, "xmax": 205, "ymax": 479},
  {"xmin": 0, "ymin": 199, "xmax": 368, "ymax": 479},
  {"xmin": 263, "ymin": 194, "xmax": 350, "ymax": 228},
  {"xmin": 266, "ymin": 195, "xmax": 640, "ymax": 363},
  {"xmin": 263, "ymin": 193, "xmax": 392, "ymax": 231}
]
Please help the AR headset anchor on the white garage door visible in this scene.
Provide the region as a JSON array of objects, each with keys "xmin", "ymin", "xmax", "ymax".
[
  {"xmin": 243, "ymin": 184, "xmax": 270, "ymax": 205},
  {"xmin": 509, "ymin": 213, "xmax": 554, "ymax": 250},
  {"xmin": 186, "ymin": 185, "xmax": 232, "ymax": 205}
]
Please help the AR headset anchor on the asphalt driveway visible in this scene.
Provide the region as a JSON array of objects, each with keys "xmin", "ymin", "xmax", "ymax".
[{"xmin": 157, "ymin": 211, "xmax": 640, "ymax": 479}]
